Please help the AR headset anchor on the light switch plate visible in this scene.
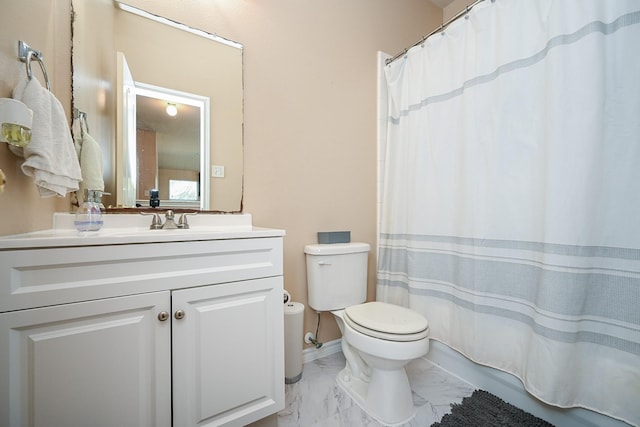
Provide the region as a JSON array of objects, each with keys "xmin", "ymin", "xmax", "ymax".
[{"xmin": 212, "ymin": 165, "xmax": 225, "ymax": 178}]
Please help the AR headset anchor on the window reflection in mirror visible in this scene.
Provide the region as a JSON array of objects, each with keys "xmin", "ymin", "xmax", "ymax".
[{"xmin": 169, "ymin": 180, "xmax": 199, "ymax": 202}]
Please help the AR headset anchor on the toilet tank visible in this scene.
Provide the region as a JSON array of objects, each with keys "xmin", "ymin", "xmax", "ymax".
[{"xmin": 304, "ymin": 242, "xmax": 370, "ymax": 312}]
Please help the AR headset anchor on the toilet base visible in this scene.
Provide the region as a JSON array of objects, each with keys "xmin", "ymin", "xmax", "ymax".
[{"xmin": 336, "ymin": 366, "xmax": 416, "ymax": 427}]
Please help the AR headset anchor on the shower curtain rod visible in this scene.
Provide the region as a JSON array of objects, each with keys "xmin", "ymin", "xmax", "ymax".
[{"xmin": 386, "ymin": 0, "xmax": 486, "ymax": 66}]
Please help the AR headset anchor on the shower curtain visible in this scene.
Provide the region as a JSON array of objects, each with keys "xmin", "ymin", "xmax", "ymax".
[{"xmin": 378, "ymin": 1, "xmax": 640, "ymax": 425}]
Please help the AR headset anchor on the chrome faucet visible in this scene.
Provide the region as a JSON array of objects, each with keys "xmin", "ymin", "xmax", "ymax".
[
  {"xmin": 162, "ymin": 210, "xmax": 179, "ymax": 229},
  {"xmin": 142, "ymin": 210, "xmax": 197, "ymax": 230}
]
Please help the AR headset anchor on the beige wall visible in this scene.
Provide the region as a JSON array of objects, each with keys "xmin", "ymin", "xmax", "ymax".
[
  {"xmin": 0, "ymin": 0, "xmax": 72, "ymax": 235},
  {"xmin": 444, "ymin": 0, "xmax": 476, "ymax": 21},
  {"xmin": 0, "ymin": 0, "xmax": 443, "ymax": 346}
]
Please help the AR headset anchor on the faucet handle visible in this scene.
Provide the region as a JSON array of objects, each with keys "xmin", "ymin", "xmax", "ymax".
[
  {"xmin": 140, "ymin": 211, "xmax": 162, "ymax": 230},
  {"xmin": 178, "ymin": 212, "xmax": 198, "ymax": 229}
]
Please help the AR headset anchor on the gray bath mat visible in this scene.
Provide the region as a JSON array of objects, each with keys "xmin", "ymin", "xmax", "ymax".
[{"xmin": 431, "ymin": 390, "xmax": 555, "ymax": 427}]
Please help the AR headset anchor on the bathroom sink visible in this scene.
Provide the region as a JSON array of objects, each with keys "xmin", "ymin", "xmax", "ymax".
[
  {"xmin": 54, "ymin": 211, "xmax": 255, "ymax": 230},
  {"xmin": 0, "ymin": 213, "xmax": 284, "ymax": 249}
]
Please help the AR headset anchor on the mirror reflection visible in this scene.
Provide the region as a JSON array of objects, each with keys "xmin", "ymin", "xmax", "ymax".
[
  {"xmin": 134, "ymin": 86, "xmax": 207, "ymax": 209},
  {"xmin": 71, "ymin": 0, "xmax": 244, "ymax": 212}
]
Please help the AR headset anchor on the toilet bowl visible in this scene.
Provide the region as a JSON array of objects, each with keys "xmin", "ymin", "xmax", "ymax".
[
  {"xmin": 304, "ymin": 243, "xmax": 430, "ymax": 426},
  {"xmin": 332, "ymin": 302, "xmax": 429, "ymax": 426}
]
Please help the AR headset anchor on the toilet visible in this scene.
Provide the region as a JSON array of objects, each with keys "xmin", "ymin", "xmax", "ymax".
[{"xmin": 305, "ymin": 242, "xmax": 430, "ymax": 426}]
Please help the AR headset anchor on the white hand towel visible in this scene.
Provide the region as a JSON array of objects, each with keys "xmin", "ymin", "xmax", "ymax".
[
  {"xmin": 78, "ymin": 132, "xmax": 105, "ymax": 196},
  {"xmin": 9, "ymin": 76, "xmax": 82, "ymax": 197}
]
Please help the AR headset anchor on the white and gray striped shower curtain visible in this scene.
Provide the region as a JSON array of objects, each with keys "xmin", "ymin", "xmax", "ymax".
[{"xmin": 378, "ymin": 1, "xmax": 640, "ymax": 425}]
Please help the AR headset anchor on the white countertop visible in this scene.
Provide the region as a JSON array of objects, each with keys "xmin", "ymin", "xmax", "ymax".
[{"xmin": 0, "ymin": 213, "xmax": 285, "ymax": 249}]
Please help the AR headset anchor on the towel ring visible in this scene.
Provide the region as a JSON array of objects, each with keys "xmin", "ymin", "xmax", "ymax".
[
  {"xmin": 73, "ymin": 108, "xmax": 90, "ymax": 140},
  {"xmin": 18, "ymin": 40, "xmax": 51, "ymax": 91}
]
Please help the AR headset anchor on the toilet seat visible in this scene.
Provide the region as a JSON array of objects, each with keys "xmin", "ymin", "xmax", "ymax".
[{"xmin": 344, "ymin": 302, "xmax": 429, "ymax": 342}]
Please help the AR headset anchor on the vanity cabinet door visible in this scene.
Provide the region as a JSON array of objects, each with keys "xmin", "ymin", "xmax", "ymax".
[
  {"xmin": 172, "ymin": 277, "xmax": 285, "ymax": 427},
  {"xmin": 0, "ymin": 292, "xmax": 172, "ymax": 427}
]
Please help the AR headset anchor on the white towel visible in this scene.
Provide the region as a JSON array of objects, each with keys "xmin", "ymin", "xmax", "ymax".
[
  {"xmin": 9, "ymin": 76, "xmax": 82, "ymax": 197},
  {"xmin": 77, "ymin": 131, "xmax": 105, "ymax": 197}
]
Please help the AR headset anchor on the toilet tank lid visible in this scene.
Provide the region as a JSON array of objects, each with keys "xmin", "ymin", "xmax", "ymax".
[{"xmin": 304, "ymin": 242, "xmax": 370, "ymax": 255}]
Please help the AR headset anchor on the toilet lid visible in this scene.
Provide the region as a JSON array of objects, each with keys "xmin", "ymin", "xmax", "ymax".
[{"xmin": 344, "ymin": 302, "xmax": 429, "ymax": 342}]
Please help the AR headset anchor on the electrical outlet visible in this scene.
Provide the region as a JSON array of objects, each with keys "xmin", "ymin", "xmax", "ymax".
[{"xmin": 212, "ymin": 165, "xmax": 225, "ymax": 178}]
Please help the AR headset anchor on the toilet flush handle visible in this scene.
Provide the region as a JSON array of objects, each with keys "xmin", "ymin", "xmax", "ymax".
[{"xmin": 317, "ymin": 261, "xmax": 331, "ymax": 266}]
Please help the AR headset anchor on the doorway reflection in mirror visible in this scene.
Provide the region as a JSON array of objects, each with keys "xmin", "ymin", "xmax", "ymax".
[{"xmin": 125, "ymin": 82, "xmax": 210, "ymax": 210}]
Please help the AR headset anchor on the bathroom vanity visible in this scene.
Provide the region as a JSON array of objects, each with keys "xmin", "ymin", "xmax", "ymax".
[{"xmin": 0, "ymin": 213, "xmax": 285, "ymax": 427}]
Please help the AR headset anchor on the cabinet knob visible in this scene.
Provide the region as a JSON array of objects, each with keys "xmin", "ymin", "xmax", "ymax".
[
  {"xmin": 174, "ymin": 309, "xmax": 185, "ymax": 320},
  {"xmin": 158, "ymin": 311, "xmax": 169, "ymax": 321}
]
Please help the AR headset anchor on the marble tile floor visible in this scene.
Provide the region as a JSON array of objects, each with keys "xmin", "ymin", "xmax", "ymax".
[{"xmin": 277, "ymin": 351, "xmax": 475, "ymax": 427}]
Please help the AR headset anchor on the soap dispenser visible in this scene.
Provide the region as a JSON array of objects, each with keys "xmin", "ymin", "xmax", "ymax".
[{"xmin": 74, "ymin": 190, "xmax": 104, "ymax": 232}]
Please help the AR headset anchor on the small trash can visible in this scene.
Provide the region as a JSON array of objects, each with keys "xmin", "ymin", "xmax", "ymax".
[{"xmin": 284, "ymin": 301, "xmax": 304, "ymax": 383}]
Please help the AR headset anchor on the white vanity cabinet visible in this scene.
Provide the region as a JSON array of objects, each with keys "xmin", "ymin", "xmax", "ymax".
[
  {"xmin": 172, "ymin": 277, "xmax": 282, "ymax": 426},
  {"xmin": 0, "ymin": 291, "xmax": 173, "ymax": 427},
  {"xmin": 0, "ymin": 229, "xmax": 285, "ymax": 427}
]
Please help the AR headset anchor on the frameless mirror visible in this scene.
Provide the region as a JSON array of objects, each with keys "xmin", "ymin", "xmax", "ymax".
[{"xmin": 71, "ymin": 0, "xmax": 244, "ymax": 212}]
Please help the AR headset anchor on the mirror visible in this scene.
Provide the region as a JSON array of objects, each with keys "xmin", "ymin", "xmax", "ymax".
[{"xmin": 71, "ymin": 0, "xmax": 244, "ymax": 212}]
